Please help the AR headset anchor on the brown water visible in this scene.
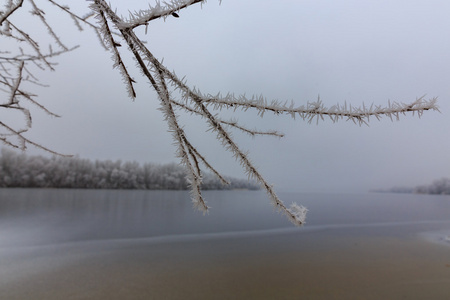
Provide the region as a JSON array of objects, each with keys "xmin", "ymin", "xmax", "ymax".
[{"xmin": 0, "ymin": 189, "xmax": 449, "ymax": 299}]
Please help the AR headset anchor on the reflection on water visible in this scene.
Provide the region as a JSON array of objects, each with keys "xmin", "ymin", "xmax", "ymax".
[{"xmin": 1, "ymin": 188, "xmax": 450, "ymax": 247}]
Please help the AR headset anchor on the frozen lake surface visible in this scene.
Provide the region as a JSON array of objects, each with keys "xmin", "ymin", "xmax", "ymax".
[{"xmin": 1, "ymin": 189, "xmax": 450, "ymax": 299}]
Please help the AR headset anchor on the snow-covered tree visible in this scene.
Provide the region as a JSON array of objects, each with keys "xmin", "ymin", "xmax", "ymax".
[
  {"xmin": 0, "ymin": 148, "xmax": 259, "ymax": 190},
  {"xmin": 0, "ymin": 1, "xmax": 439, "ymax": 225}
]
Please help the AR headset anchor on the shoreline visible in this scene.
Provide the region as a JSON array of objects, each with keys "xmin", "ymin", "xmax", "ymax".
[{"xmin": 2, "ymin": 225, "xmax": 450, "ymax": 299}]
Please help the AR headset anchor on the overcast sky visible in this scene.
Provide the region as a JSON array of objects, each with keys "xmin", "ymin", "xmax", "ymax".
[{"xmin": 5, "ymin": 0, "xmax": 450, "ymax": 193}]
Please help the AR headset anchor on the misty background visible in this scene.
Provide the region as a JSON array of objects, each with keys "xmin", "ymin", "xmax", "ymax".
[{"xmin": 4, "ymin": 0, "xmax": 450, "ymax": 193}]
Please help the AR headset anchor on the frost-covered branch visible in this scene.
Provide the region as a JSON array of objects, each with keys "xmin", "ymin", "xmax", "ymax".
[
  {"xmin": 202, "ymin": 93, "xmax": 439, "ymax": 125},
  {"xmin": 0, "ymin": 0, "xmax": 24, "ymax": 26},
  {"xmin": 89, "ymin": 0, "xmax": 439, "ymax": 225},
  {"xmin": 0, "ymin": 0, "xmax": 103, "ymax": 153},
  {"xmin": 170, "ymin": 99, "xmax": 285, "ymax": 137},
  {"xmin": 119, "ymin": 0, "xmax": 207, "ymax": 30},
  {"xmin": 95, "ymin": 8, "xmax": 136, "ymax": 98}
]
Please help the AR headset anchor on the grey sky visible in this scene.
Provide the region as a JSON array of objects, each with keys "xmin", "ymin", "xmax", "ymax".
[{"xmin": 7, "ymin": 0, "xmax": 450, "ymax": 192}]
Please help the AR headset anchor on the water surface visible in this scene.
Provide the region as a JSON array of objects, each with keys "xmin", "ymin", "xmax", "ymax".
[{"xmin": 1, "ymin": 189, "xmax": 449, "ymax": 299}]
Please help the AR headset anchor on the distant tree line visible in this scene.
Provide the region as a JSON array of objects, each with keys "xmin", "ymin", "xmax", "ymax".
[
  {"xmin": 378, "ymin": 178, "xmax": 450, "ymax": 195},
  {"xmin": 0, "ymin": 149, "xmax": 259, "ymax": 190},
  {"xmin": 413, "ymin": 178, "xmax": 450, "ymax": 195}
]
